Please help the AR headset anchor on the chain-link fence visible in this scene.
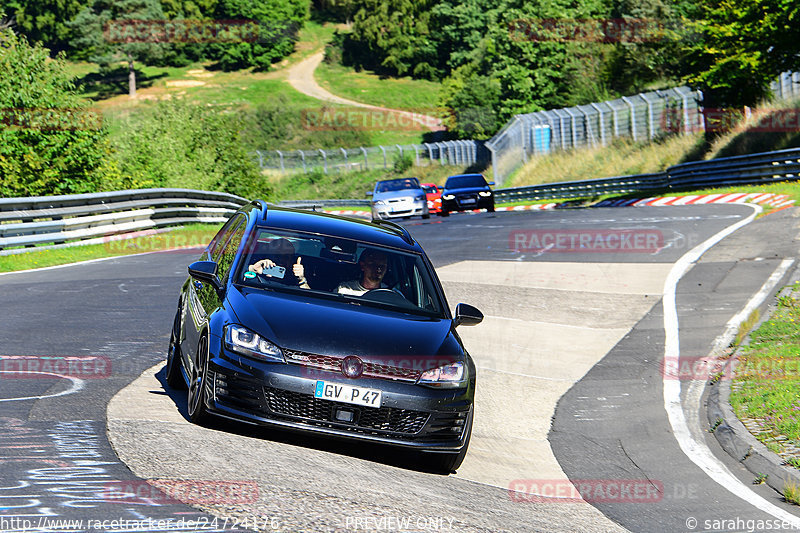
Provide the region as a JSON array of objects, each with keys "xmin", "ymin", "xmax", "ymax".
[
  {"xmin": 771, "ymin": 71, "xmax": 800, "ymax": 101},
  {"xmin": 485, "ymin": 86, "xmax": 703, "ymax": 185},
  {"xmin": 254, "ymin": 140, "xmax": 489, "ymax": 174}
]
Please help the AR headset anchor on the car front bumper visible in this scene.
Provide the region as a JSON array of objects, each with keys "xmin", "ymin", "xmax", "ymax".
[
  {"xmin": 441, "ymin": 195, "xmax": 493, "ymax": 212},
  {"xmin": 205, "ymin": 345, "xmax": 473, "ymax": 452},
  {"xmin": 372, "ymin": 199, "xmax": 428, "ymax": 219}
]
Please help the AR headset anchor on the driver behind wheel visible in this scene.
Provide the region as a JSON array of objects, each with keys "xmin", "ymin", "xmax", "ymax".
[
  {"xmin": 336, "ymin": 249, "xmax": 390, "ymax": 296},
  {"xmin": 248, "ymin": 238, "xmax": 310, "ymax": 289}
]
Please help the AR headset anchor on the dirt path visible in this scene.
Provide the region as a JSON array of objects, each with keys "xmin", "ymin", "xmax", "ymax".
[{"xmin": 287, "ymin": 51, "xmax": 444, "ymax": 131}]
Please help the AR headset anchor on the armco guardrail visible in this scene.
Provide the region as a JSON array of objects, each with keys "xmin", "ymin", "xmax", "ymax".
[
  {"xmin": 492, "ymin": 147, "xmax": 800, "ymax": 203},
  {"xmin": 3, "ymin": 147, "xmax": 798, "ymax": 253},
  {"xmin": 0, "ymin": 189, "xmax": 249, "ymax": 253}
]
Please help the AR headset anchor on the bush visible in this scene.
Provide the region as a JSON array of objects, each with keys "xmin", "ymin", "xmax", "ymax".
[
  {"xmin": 0, "ymin": 28, "xmax": 113, "ymax": 197},
  {"xmin": 110, "ymin": 99, "xmax": 270, "ymax": 200}
]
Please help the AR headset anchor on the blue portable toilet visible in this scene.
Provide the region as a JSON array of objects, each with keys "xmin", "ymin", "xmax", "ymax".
[{"xmin": 532, "ymin": 125, "xmax": 551, "ymax": 154}]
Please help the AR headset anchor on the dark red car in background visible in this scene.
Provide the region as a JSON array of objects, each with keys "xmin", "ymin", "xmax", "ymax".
[{"xmin": 421, "ymin": 183, "xmax": 442, "ymax": 215}]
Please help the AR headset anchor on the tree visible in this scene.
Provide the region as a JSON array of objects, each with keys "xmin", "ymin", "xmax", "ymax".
[
  {"xmin": 1, "ymin": 0, "xmax": 88, "ymax": 53},
  {"xmin": 69, "ymin": 0, "xmax": 168, "ymax": 98},
  {"xmin": 0, "ymin": 26, "xmax": 113, "ymax": 197},
  {"xmin": 209, "ymin": 0, "xmax": 310, "ymax": 70},
  {"xmin": 346, "ymin": 0, "xmax": 439, "ymax": 78},
  {"xmin": 684, "ymin": 0, "xmax": 800, "ymax": 108}
]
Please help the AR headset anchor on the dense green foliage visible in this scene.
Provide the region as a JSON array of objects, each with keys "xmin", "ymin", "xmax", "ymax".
[
  {"xmin": 110, "ymin": 99, "xmax": 268, "ymax": 198},
  {"xmin": 0, "ymin": 0, "xmax": 85, "ymax": 52},
  {"xmin": 686, "ymin": 0, "xmax": 800, "ymax": 108},
  {"xmin": 2, "ymin": 0, "xmax": 310, "ymax": 70},
  {"xmin": 0, "ymin": 28, "xmax": 119, "ymax": 196},
  {"xmin": 329, "ymin": 0, "xmax": 799, "ymax": 136}
]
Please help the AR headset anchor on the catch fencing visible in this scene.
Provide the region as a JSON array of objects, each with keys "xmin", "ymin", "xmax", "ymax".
[
  {"xmin": 254, "ymin": 140, "xmax": 489, "ymax": 174},
  {"xmin": 485, "ymin": 86, "xmax": 703, "ymax": 185}
]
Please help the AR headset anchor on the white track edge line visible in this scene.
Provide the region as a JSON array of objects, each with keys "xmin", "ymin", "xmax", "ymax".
[{"xmin": 662, "ymin": 203, "xmax": 800, "ymax": 525}]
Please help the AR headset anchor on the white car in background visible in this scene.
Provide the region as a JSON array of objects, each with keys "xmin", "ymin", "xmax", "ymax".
[{"xmin": 369, "ymin": 177, "xmax": 430, "ymax": 220}]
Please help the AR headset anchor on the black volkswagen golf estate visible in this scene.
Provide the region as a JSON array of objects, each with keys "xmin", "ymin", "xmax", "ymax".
[{"xmin": 166, "ymin": 200, "xmax": 483, "ymax": 472}]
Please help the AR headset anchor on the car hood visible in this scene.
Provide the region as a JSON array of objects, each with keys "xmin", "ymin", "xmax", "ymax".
[
  {"xmin": 373, "ymin": 190, "xmax": 424, "ymax": 201},
  {"xmin": 443, "ymin": 186, "xmax": 491, "ymax": 195},
  {"xmin": 227, "ymin": 287, "xmax": 465, "ymax": 363}
]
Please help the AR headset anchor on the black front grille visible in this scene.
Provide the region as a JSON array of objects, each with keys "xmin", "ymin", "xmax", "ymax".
[
  {"xmin": 264, "ymin": 386, "xmax": 429, "ymax": 435},
  {"xmin": 283, "ymin": 350, "xmax": 420, "ymax": 382}
]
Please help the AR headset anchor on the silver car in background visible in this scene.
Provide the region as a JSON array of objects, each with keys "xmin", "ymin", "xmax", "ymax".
[{"xmin": 369, "ymin": 177, "xmax": 430, "ymax": 220}]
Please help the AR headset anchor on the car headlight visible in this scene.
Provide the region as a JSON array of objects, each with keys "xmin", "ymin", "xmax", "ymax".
[
  {"xmin": 418, "ymin": 361, "xmax": 466, "ymax": 388},
  {"xmin": 225, "ymin": 325, "xmax": 284, "ymax": 362},
  {"xmin": 479, "ymin": 191, "xmax": 492, "ymax": 197},
  {"xmin": 442, "ymin": 194, "xmax": 455, "ymax": 200},
  {"xmin": 373, "ymin": 200, "xmax": 386, "ymax": 207}
]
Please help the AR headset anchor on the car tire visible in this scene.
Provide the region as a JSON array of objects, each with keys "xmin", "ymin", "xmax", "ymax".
[
  {"xmin": 434, "ymin": 410, "xmax": 473, "ymax": 473},
  {"xmin": 422, "ymin": 213, "xmax": 430, "ymax": 219},
  {"xmin": 166, "ymin": 307, "xmax": 186, "ymax": 389},
  {"xmin": 188, "ymin": 335, "xmax": 211, "ymax": 425},
  {"xmin": 487, "ymin": 202, "xmax": 495, "ymax": 213},
  {"xmin": 440, "ymin": 208, "xmax": 449, "ymax": 217}
]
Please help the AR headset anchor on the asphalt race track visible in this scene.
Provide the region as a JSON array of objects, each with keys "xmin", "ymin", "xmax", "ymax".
[{"xmin": 2, "ymin": 204, "xmax": 800, "ymax": 532}]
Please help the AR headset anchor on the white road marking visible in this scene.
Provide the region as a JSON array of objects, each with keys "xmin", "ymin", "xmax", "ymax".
[
  {"xmin": 0, "ymin": 371, "xmax": 84, "ymax": 402},
  {"xmin": 662, "ymin": 203, "xmax": 800, "ymax": 525}
]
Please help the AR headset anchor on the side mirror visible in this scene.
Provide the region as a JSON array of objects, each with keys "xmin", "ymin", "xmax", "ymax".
[
  {"xmin": 488, "ymin": 181, "xmax": 496, "ymax": 187},
  {"xmin": 188, "ymin": 260, "xmax": 223, "ymax": 292},
  {"xmin": 366, "ymin": 191, "xmax": 374, "ymax": 197},
  {"xmin": 454, "ymin": 303, "xmax": 483, "ymax": 327}
]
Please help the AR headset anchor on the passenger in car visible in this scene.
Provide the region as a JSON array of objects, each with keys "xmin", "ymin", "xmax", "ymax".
[
  {"xmin": 336, "ymin": 249, "xmax": 389, "ymax": 296},
  {"xmin": 248, "ymin": 238, "xmax": 310, "ymax": 289}
]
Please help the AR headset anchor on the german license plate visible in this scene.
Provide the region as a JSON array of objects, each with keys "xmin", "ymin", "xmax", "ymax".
[
  {"xmin": 461, "ymin": 198, "xmax": 476, "ymax": 204},
  {"xmin": 314, "ymin": 381, "xmax": 382, "ymax": 408}
]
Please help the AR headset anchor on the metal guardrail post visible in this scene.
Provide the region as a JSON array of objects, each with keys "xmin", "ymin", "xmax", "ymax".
[
  {"xmin": 298, "ymin": 150, "xmax": 306, "ymax": 173},
  {"xmin": 319, "ymin": 149, "xmax": 327, "ymax": 174},
  {"xmin": 341, "ymin": 148, "xmax": 348, "ymax": 170},
  {"xmin": 361, "ymin": 147, "xmax": 368, "ymax": 170},
  {"xmin": 380, "ymin": 146, "xmax": 387, "ymax": 169},
  {"xmin": 413, "ymin": 145, "xmax": 420, "ymax": 166},
  {"xmin": 276, "ymin": 150, "xmax": 285, "ymax": 172},
  {"xmin": 255, "ymin": 150, "xmax": 264, "ymax": 169}
]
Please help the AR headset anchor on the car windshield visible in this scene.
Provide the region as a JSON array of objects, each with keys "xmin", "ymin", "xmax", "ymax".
[
  {"xmin": 236, "ymin": 228, "xmax": 445, "ymax": 317},
  {"xmin": 422, "ymin": 185, "xmax": 438, "ymax": 194},
  {"xmin": 445, "ymin": 175, "xmax": 487, "ymax": 189},
  {"xmin": 376, "ymin": 178, "xmax": 420, "ymax": 193}
]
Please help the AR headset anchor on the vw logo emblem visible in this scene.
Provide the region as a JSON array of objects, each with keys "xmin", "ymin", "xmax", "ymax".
[{"xmin": 341, "ymin": 356, "xmax": 363, "ymax": 379}]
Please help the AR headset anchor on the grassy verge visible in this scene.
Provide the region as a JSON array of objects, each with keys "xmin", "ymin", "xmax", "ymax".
[
  {"xmin": 0, "ymin": 224, "xmax": 221, "ymax": 273},
  {"xmin": 506, "ymin": 134, "xmax": 706, "ymax": 188},
  {"xmin": 729, "ymin": 282, "xmax": 800, "ymax": 466},
  {"xmin": 315, "ymin": 61, "xmax": 442, "ymax": 111}
]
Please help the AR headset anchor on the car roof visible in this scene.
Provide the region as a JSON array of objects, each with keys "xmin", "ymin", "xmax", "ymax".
[{"xmin": 245, "ymin": 203, "xmax": 420, "ymax": 251}]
